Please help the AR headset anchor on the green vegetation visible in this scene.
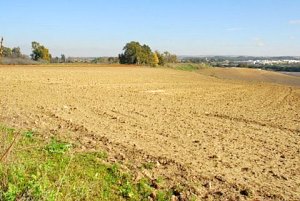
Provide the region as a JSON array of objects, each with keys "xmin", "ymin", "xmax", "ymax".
[
  {"xmin": 119, "ymin": 41, "xmax": 177, "ymax": 66},
  {"xmin": 166, "ymin": 63, "xmax": 211, "ymax": 71},
  {"xmin": 118, "ymin": 41, "xmax": 157, "ymax": 66},
  {"xmin": 0, "ymin": 47, "xmax": 22, "ymax": 58},
  {"xmin": 181, "ymin": 56, "xmax": 300, "ymax": 72},
  {"xmin": 0, "ymin": 125, "xmax": 172, "ymax": 201},
  {"xmin": 0, "ymin": 37, "xmax": 34, "ymax": 65},
  {"xmin": 31, "ymin": 41, "xmax": 51, "ymax": 62}
]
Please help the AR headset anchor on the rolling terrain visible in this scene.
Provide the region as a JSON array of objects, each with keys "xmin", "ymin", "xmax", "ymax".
[
  {"xmin": 0, "ymin": 65, "xmax": 299, "ymax": 200},
  {"xmin": 198, "ymin": 67, "xmax": 300, "ymax": 87}
]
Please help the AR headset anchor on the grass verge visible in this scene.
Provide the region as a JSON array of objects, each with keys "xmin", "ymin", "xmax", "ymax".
[
  {"xmin": 165, "ymin": 63, "xmax": 211, "ymax": 71},
  {"xmin": 0, "ymin": 125, "xmax": 172, "ymax": 201}
]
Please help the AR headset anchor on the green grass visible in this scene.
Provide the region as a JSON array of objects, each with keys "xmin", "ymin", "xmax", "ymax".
[
  {"xmin": 175, "ymin": 64, "xmax": 199, "ymax": 71},
  {"xmin": 165, "ymin": 63, "xmax": 211, "ymax": 71},
  {"xmin": 0, "ymin": 125, "xmax": 172, "ymax": 201}
]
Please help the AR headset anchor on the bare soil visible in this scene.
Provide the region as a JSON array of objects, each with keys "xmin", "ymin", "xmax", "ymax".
[
  {"xmin": 0, "ymin": 65, "xmax": 299, "ymax": 200},
  {"xmin": 199, "ymin": 67, "xmax": 300, "ymax": 87}
]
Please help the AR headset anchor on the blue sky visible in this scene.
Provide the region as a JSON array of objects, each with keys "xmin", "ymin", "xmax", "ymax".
[{"xmin": 1, "ymin": 0, "xmax": 300, "ymax": 57}]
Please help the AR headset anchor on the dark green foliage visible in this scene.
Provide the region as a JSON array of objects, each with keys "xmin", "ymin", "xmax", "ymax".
[
  {"xmin": 119, "ymin": 41, "xmax": 143, "ymax": 64},
  {"xmin": 119, "ymin": 41, "xmax": 177, "ymax": 66},
  {"xmin": 119, "ymin": 41, "xmax": 157, "ymax": 66},
  {"xmin": 60, "ymin": 54, "xmax": 66, "ymax": 63},
  {"xmin": 237, "ymin": 63, "xmax": 248, "ymax": 67}
]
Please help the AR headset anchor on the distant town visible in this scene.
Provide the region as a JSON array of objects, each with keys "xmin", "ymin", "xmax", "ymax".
[
  {"xmin": 30, "ymin": 55, "xmax": 300, "ymax": 72},
  {"xmin": 180, "ymin": 56, "xmax": 300, "ymax": 72}
]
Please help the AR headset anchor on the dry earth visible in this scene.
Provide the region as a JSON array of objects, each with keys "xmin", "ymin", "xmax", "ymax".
[
  {"xmin": 198, "ymin": 67, "xmax": 300, "ymax": 87},
  {"xmin": 0, "ymin": 65, "xmax": 299, "ymax": 200}
]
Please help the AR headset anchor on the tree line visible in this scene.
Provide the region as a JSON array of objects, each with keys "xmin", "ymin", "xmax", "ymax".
[
  {"xmin": 0, "ymin": 37, "xmax": 24, "ymax": 58},
  {"xmin": 0, "ymin": 38, "xmax": 52, "ymax": 62},
  {"xmin": 1, "ymin": 37, "xmax": 177, "ymax": 65}
]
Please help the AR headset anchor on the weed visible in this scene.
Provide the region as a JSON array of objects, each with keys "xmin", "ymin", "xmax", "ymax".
[
  {"xmin": 137, "ymin": 179, "xmax": 153, "ymax": 198},
  {"xmin": 0, "ymin": 125, "xmax": 172, "ymax": 200},
  {"xmin": 157, "ymin": 190, "xmax": 173, "ymax": 201},
  {"xmin": 45, "ymin": 139, "xmax": 72, "ymax": 154},
  {"xmin": 23, "ymin": 130, "xmax": 34, "ymax": 139},
  {"xmin": 120, "ymin": 180, "xmax": 136, "ymax": 198}
]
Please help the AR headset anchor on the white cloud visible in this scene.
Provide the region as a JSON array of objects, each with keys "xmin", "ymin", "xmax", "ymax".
[{"xmin": 289, "ymin": 20, "xmax": 300, "ymax": 25}]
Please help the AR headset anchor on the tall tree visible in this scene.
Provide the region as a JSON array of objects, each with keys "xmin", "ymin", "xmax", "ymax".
[
  {"xmin": 163, "ymin": 51, "xmax": 178, "ymax": 63},
  {"xmin": 61, "ymin": 54, "xmax": 66, "ymax": 63},
  {"xmin": 153, "ymin": 52, "xmax": 159, "ymax": 66},
  {"xmin": 119, "ymin": 41, "xmax": 142, "ymax": 64},
  {"xmin": 2, "ymin": 47, "xmax": 12, "ymax": 57},
  {"xmin": 12, "ymin": 47, "xmax": 22, "ymax": 58},
  {"xmin": 31, "ymin": 41, "xmax": 51, "ymax": 62},
  {"xmin": 119, "ymin": 41, "xmax": 156, "ymax": 65},
  {"xmin": 155, "ymin": 51, "xmax": 165, "ymax": 66}
]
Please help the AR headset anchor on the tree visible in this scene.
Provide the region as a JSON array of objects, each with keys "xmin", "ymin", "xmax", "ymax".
[
  {"xmin": 155, "ymin": 51, "xmax": 165, "ymax": 66},
  {"xmin": 153, "ymin": 52, "xmax": 159, "ymax": 66},
  {"xmin": 163, "ymin": 51, "xmax": 178, "ymax": 63},
  {"xmin": 61, "ymin": 54, "xmax": 66, "ymax": 63},
  {"xmin": 2, "ymin": 47, "xmax": 12, "ymax": 57},
  {"xmin": 31, "ymin": 41, "xmax": 51, "ymax": 62},
  {"xmin": 237, "ymin": 63, "xmax": 248, "ymax": 67},
  {"xmin": 119, "ymin": 41, "xmax": 142, "ymax": 64},
  {"xmin": 108, "ymin": 57, "xmax": 119, "ymax": 64},
  {"xmin": 51, "ymin": 56, "xmax": 60, "ymax": 63},
  {"xmin": 119, "ymin": 41, "xmax": 157, "ymax": 65},
  {"xmin": 12, "ymin": 47, "xmax": 22, "ymax": 58}
]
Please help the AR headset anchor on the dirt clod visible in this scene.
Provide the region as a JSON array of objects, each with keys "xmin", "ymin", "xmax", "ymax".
[{"xmin": 0, "ymin": 66, "xmax": 299, "ymax": 200}]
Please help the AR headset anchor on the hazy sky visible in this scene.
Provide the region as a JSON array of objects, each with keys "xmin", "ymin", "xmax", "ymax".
[{"xmin": 1, "ymin": 0, "xmax": 300, "ymax": 57}]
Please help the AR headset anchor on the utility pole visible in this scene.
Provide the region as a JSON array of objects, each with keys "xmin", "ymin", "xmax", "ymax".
[{"xmin": 0, "ymin": 37, "xmax": 3, "ymax": 59}]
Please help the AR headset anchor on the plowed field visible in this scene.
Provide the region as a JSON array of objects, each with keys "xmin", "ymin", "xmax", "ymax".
[{"xmin": 0, "ymin": 65, "xmax": 299, "ymax": 200}]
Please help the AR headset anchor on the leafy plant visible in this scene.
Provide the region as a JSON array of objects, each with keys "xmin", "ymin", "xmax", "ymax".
[
  {"xmin": 0, "ymin": 125, "xmax": 173, "ymax": 200},
  {"xmin": 45, "ymin": 139, "xmax": 72, "ymax": 154},
  {"xmin": 24, "ymin": 130, "xmax": 34, "ymax": 138}
]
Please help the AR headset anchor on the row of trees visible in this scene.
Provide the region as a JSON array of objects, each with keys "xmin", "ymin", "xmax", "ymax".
[
  {"xmin": 91, "ymin": 57, "xmax": 119, "ymax": 64},
  {"xmin": 51, "ymin": 54, "xmax": 66, "ymax": 63},
  {"xmin": 0, "ymin": 38, "xmax": 51, "ymax": 62},
  {"xmin": 0, "ymin": 46, "xmax": 22, "ymax": 58},
  {"xmin": 1, "ymin": 37, "xmax": 178, "ymax": 66},
  {"xmin": 119, "ymin": 41, "xmax": 177, "ymax": 66},
  {"xmin": 0, "ymin": 38, "xmax": 23, "ymax": 58}
]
